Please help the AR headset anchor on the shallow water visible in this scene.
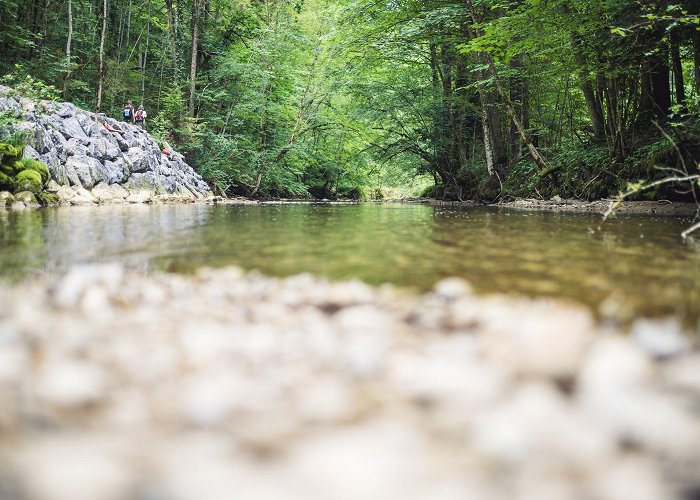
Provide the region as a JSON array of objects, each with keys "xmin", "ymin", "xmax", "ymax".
[{"xmin": 1, "ymin": 203, "xmax": 699, "ymax": 323}]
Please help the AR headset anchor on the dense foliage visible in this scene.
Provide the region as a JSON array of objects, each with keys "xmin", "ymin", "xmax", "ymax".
[{"xmin": 0, "ymin": 0, "xmax": 698, "ymax": 199}]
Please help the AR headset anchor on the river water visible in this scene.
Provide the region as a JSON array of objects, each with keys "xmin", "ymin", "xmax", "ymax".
[{"xmin": 1, "ymin": 203, "xmax": 698, "ymax": 323}]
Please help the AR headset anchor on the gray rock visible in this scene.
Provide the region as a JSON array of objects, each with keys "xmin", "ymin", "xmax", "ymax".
[
  {"xmin": 51, "ymin": 102, "xmax": 78, "ymax": 118},
  {"xmin": 0, "ymin": 96, "xmax": 21, "ymax": 115},
  {"xmin": 66, "ymin": 156, "xmax": 101, "ymax": 189},
  {"xmin": 125, "ymin": 189, "xmax": 152, "ymax": 203},
  {"xmin": 124, "ymin": 172, "xmax": 165, "ymax": 194},
  {"xmin": 127, "ymin": 147, "xmax": 147, "ymax": 173},
  {"xmin": 16, "ymin": 122, "xmax": 52, "ymax": 154},
  {"xmin": 14, "ymin": 191, "xmax": 40, "ymax": 207},
  {"xmin": 69, "ymin": 185, "xmax": 97, "ymax": 205},
  {"xmin": 42, "ymin": 151, "xmax": 69, "ymax": 186},
  {"xmin": 23, "ymin": 145, "xmax": 41, "ymax": 161},
  {"xmin": 0, "ymin": 191, "xmax": 15, "ymax": 206},
  {"xmin": 64, "ymin": 138, "xmax": 89, "ymax": 158},
  {"xmin": 49, "ymin": 128, "xmax": 67, "ymax": 149},
  {"xmin": 60, "ymin": 117, "xmax": 89, "ymax": 141},
  {"xmin": 76, "ymin": 113, "xmax": 94, "ymax": 137},
  {"xmin": 97, "ymin": 159, "xmax": 128, "ymax": 185},
  {"xmin": 91, "ymin": 182, "xmax": 128, "ymax": 203}
]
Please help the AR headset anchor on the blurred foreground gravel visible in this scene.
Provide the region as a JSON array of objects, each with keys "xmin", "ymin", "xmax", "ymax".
[{"xmin": 0, "ymin": 265, "xmax": 699, "ymax": 500}]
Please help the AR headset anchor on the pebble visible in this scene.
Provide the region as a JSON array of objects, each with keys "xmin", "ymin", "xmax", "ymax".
[{"xmin": 0, "ymin": 265, "xmax": 697, "ymax": 499}]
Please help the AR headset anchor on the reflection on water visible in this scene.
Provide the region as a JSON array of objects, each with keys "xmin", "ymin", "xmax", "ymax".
[{"xmin": 1, "ymin": 203, "xmax": 699, "ymax": 322}]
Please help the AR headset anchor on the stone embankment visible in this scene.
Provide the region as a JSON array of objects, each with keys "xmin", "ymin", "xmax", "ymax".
[
  {"xmin": 0, "ymin": 266, "xmax": 699, "ymax": 499},
  {"xmin": 0, "ymin": 87, "xmax": 212, "ymax": 206}
]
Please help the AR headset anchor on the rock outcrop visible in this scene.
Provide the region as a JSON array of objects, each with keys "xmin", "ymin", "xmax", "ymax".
[{"xmin": 0, "ymin": 87, "xmax": 212, "ymax": 204}]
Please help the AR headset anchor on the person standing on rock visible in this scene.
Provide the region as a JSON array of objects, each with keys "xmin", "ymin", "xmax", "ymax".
[
  {"xmin": 123, "ymin": 100, "xmax": 135, "ymax": 124},
  {"xmin": 135, "ymin": 104, "xmax": 147, "ymax": 129}
]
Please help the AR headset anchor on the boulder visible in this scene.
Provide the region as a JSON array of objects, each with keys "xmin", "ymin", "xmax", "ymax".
[
  {"xmin": 125, "ymin": 147, "xmax": 146, "ymax": 172},
  {"xmin": 51, "ymin": 102, "xmax": 78, "ymax": 118},
  {"xmin": 91, "ymin": 182, "xmax": 128, "ymax": 203},
  {"xmin": 14, "ymin": 191, "xmax": 40, "ymax": 207},
  {"xmin": 23, "ymin": 145, "xmax": 41, "ymax": 161},
  {"xmin": 96, "ymin": 159, "xmax": 128, "ymax": 185},
  {"xmin": 125, "ymin": 189, "xmax": 152, "ymax": 203},
  {"xmin": 41, "ymin": 151, "xmax": 69, "ymax": 186},
  {"xmin": 64, "ymin": 138, "xmax": 89, "ymax": 157},
  {"xmin": 60, "ymin": 117, "xmax": 89, "ymax": 141},
  {"xmin": 0, "ymin": 95, "xmax": 21, "ymax": 115},
  {"xmin": 65, "ymin": 156, "xmax": 101, "ymax": 189},
  {"xmin": 0, "ymin": 191, "xmax": 15, "ymax": 206},
  {"xmin": 69, "ymin": 185, "xmax": 97, "ymax": 205}
]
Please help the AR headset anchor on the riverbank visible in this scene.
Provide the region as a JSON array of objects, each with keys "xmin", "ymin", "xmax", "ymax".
[
  {"xmin": 0, "ymin": 265, "xmax": 698, "ymax": 500},
  {"xmin": 495, "ymin": 198, "xmax": 700, "ymax": 216}
]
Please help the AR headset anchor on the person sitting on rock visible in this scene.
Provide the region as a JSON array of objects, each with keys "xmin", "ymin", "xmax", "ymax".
[
  {"xmin": 123, "ymin": 100, "xmax": 135, "ymax": 123},
  {"xmin": 135, "ymin": 105, "xmax": 147, "ymax": 128}
]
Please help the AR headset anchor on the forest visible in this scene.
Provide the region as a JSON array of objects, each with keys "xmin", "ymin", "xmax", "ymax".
[{"xmin": 1, "ymin": 0, "xmax": 699, "ymax": 201}]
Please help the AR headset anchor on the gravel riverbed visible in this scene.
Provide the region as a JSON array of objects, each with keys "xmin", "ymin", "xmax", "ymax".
[{"xmin": 0, "ymin": 266, "xmax": 699, "ymax": 500}]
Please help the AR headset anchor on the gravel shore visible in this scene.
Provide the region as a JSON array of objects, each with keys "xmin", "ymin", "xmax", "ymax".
[
  {"xmin": 496, "ymin": 198, "xmax": 699, "ymax": 216},
  {"xmin": 0, "ymin": 266, "xmax": 699, "ymax": 500}
]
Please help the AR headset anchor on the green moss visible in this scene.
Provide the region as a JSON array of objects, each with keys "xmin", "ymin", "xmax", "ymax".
[
  {"xmin": 0, "ymin": 142, "xmax": 24, "ymax": 163},
  {"xmin": 22, "ymin": 159, "xmax": 50, "ymax": 184},
  {"xmin": 0, "ymin": 170, "xmax": 13, "ymax": 191},
  {"xmin": 10, "ymin": 160, "xmax": 25, "ymax": 175},
  {"xmin": 13, "ymin": 169, "xmax": 42, "ymax": 194},
  {"xmin": 36, "ymin": 192, "xmax": 59, "ymax": 206}
]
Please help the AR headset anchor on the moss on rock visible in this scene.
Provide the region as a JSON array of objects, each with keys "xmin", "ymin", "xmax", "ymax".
[
  {"xmin": 14, "ymin": 169, "xmax": 43, "ymax": 193},
  {"xmin": 22, "ymin": 159, "xmax": 50, "ymax": 184},
  {"xmin": 36, "ymin": 192, "xmax": 59, "ymax": 206},
  {"xmin": 0, "ymin": 170, "xmax": 13, "ymax": 191},
  {"xmin": 0, "ymin": 143, "xmax": 23, "ymax": 163}
]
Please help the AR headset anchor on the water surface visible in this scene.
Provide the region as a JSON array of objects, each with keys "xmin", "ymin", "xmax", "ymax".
[{"xmin": 1, "ymin": 203, "xmax": 698, "ymax": 323}]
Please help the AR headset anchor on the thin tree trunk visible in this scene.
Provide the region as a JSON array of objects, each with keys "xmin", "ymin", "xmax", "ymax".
[
  {"xmin": 165, "ymin": 0, "xmax": 178, "ymax": 82},
  {"xmin": 465, "ymin": 0, "xmax": 549, "ymax": 172},
  {"xmin": 141, "ymin": 0, "xmax": 151, "ymax": 104},
  {"xmin": 650, "ymin": 53, "xmax": 671, "ymax": 121},
  {"xmin": 670, "ymin": 30, "xmax": 686, "ymax": 112},
  {"xmin": 62, "ymin": 0, "xmax": 72, "ymax": 98},
  {"xmin": 96, "ymin": 0, "xmax": 107, "ymax": 111},
  {"xmin": 189, "ymin": 0, "xmax": 202, "ymax": 117},
  {"xmin": 570, "ymin": 34, "xmax": 605, "ymax": 139},
  {"xmin": 694, "ymin": 30, "xmax": 700, "ymax": 96}
]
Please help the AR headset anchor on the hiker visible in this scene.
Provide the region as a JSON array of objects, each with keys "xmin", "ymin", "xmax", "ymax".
[
  {"xmin": 135, "ymin": 105, "xmax": 147, "ymax": 128},
  {"xmin": 122, "ymin": 100, "xmax": 135, "ymax": 123}
]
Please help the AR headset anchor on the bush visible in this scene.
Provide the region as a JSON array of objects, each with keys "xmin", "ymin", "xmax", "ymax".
[{"xmin": 14, "ymin": 169, "xmax": 42, "ymax": 193}]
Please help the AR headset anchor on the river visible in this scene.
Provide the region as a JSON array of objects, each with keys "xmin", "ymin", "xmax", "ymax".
[{"xmin": 1, "ymin": 203, "xmax": 698, "ymax": 324}]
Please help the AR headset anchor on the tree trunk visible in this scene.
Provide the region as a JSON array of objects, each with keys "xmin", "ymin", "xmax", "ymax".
[
  {"xmin": 570, "ymin": 34, "xmax": 605, "ymax": 139},
  {"xmin": 165, "ymin": 0, "xmax": 178, "ymax": 82},
  {"xmin": 650, "ymin": 54, "xmax": 671, "ymax": 121},
  {"xmin": 670, "ymin": 29, "xmax": 686, "ymax": 112},
  {"xmin": 693, "ymin": 30, "xmax": 700, "ymax": 96},
  {"xmin": 188, "ymin": 0, "xmax": 202, "ymax": 117},
  {"xmin": 96, "ymin": 0, "xmax": 107, "ymax": 111},
  {"xmin": 141, "ymin": 0, "xmax": 151, "ymax": 104},
  {"xmin": 509, "ymin": 55, "xmax": 527, "ymax": 165},
  {"xmin": 62, "ymin": 0, "xmax": 72, "ymax": 98},
  {"xmin": 465, "ymin": 0, "xmax": 549, "ymax": 172}
]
